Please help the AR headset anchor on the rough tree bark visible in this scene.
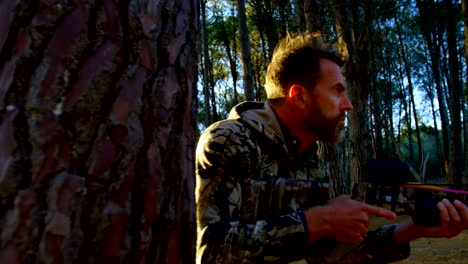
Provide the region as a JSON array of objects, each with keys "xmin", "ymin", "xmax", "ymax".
[{"xmin": 0, "ymin": 0, "xmax": 198, "ymax": 263}]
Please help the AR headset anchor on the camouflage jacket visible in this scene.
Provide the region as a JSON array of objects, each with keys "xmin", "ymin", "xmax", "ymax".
[{"xmin": 195, "ymin": 102, "xmax": 410, "ymax": 263}]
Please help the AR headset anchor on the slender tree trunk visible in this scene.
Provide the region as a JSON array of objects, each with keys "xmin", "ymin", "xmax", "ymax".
[
  {"xmin": 0, "ymin": 0, "xmax": 198, "ymax": 263},
  {"xmin": 367, "ymin": 1, "xmax": 383, "ymax": 161},
  {"xmin": 294, "ymin": 0, "xmax": 306, "ymax": 32},
  {"xmin": 304, "ymin": 0, "xmax": 321, "ymax": 32},
  {"xmin": 209, "ymin": 79, "xmax": 219, "ymax": 122},
  {"xmin": 445, "ymin": 0, "xmax": 463, "ymax": 186},
  {"xmin": 392, "ymin": 44, "xmax": 415, "ymax": 163},
  {"xmin": 430, "ymin": 92, "xmax": 444, "ymax": 178},
  {"xmin": 201, "ymin": 0, "xmax": 212, "ymax": 126},
  {"xmin": 402, "ymin": 85, "xmax": 415, "ymax": 163},
  {"xmin": 461, "ymin": 0, "xmax": 468, "ymax": 183},
  {"xmin": 370, "ymin": 87, "xmax": 384, "ymax": 160},
  {"xmin": 383, "ymin": 56, "xmax": 396, "ymax": 159},
  {"xmin": 216, "ymin": 15, "xmax": 239, "ymax": 105},
  {"xmin": 231, "ymin": 5, "xmax": 240, "ymax": 102},
  {"xmin": 393, "ymin": 10, "xmax": 423, "ymax": 169},
  {"xmin": 385, "ymin": 86, "xmax": 395, "ymax": 159},
  {"xmin": 263, "ymin": 0, "xmax": 279, "ymax": 58},
  {"xmin": 318, "ymin": 142, "xmax": 347, "ymax": 197},
  {"xmin": 416, "ymin": 0, "xmax": 450, "ymax": 178},
  {"xmin": 250, "ymin": 0, "xmax": 270, "ymax": 71},
  {"xmin": 277, "ymin": 0, "xmax": 289, "ymax": 37},
  {"xmin": 236, "ymin": 0, "xmax": 255, "ymax": 101}
]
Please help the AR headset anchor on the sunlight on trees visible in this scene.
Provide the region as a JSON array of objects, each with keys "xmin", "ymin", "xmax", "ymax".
[{"xmin": 199, "ymin": 0, "xmax": 467, "ymax": 185}]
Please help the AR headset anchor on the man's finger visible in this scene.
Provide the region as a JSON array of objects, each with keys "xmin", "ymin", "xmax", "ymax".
[
  {"xmin": 442, "ymin": 199, "xmax": 460, "ymax": 223},
  {"xmin": 454, "ymin": 200, "xmax": 468, "ymax": 215},
  {"xmin": 363, "ymin": 204, "xmax": 397, "ymax": 220},
  {"xmin": 454, "ymin": 200, "xmax": 468, "ymax": 228},
  {"xmin": 437, "ymin": 201, "xmax": 450, "ymax": 224}
]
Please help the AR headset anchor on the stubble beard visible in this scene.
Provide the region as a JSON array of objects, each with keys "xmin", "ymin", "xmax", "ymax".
[
  {"xmin": 316, "ymin": 123, "xmax": 345, "ymax": 143},
  {"xmin": 307, "ymin": 109, "xmax": 346, "ymax": 143}
]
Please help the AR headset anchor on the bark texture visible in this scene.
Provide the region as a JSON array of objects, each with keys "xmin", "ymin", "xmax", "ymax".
[{"xmin": 0, "ymin": 0, "xmax": 198, "ymax": 263}]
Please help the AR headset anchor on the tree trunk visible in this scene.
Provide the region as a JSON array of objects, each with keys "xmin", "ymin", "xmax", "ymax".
[
  {"xmin": 445, "ymin": 0, "xmax": 463, "ymax": 186},
  {"xmin": 461, "ymin": 0, "xmax": 468, "ymax": 183},
  {"xmin": 201, "ymin": 0, "xmax": 212, "ymax": 126},
  {"xmin": 367, "ymin": 1, "xmax": 384, "ymax": 161},
  {"xmin": 333, "ymin": 0, "xmax": 371, "ymax": 187},
  {"xmin": 294, "ymin": 0, "xmax": 306, "ymax": 32},
  {"xmin": 402, "ymin": 84, "xmax": 415, "ymax": 163},
  {"xmin": 216, "ymin": 15, "xmax": 240, "ymax": 105},
  {"xmin": 382, "ymin": 56, "xmax": 396, "ymax": 160},
  {"xmin": 304, "ymin": 0, "xmax": 321, "ymax": 32},
  {"xmin": 429, "ymin": 91, "xmax": 444, "ymax": 178},
  {"xmin": 277, "ymin": 0, "xmax": 289, "ymax": 37},
  {"xmin": 236, "ymin": 0, "xmax": 255, "ymax": 101},
  {"xmin": 416, "ymin": 0, "xmax": 450, "ymax": 178},
  {"xmin": 263, "ymin": 0, "xmax": 279, "ymax": 58},
  {"xmin": 0, "ymin": 0, "xmax": 198, "ymax": 263},
  {"xmin": 393, "ymin": 10, "xmax": 423, "ymax": 169},
  {"xmin": 303, "ymin": 1, "xmax": 347, "ymax": 195},
  {"xmin": 317, "ymin": 142, "xmax": 347, "ymax": 197}
]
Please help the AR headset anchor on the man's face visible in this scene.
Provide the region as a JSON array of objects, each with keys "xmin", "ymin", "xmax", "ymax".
[{"xmin": 302, "ymin": 59, "xmax": 353, "ymax": 143}]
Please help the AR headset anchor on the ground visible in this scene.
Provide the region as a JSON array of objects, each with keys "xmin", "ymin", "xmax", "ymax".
[
  {"xmin": 390, "ymin": 215, "xmax": 468, "ymax": 264},
  {"xmin": 291, "ymin": 214, "xmax": 468, "ymax": 264},
  {"xmin": 372, "ymin": 178, "xmax": 468, "ymax": 263}
]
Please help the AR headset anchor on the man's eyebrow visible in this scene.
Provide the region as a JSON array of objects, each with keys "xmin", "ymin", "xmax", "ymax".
[{"xmin": 334, "ymin": 83, "xmax": 346, "ymax": 90}]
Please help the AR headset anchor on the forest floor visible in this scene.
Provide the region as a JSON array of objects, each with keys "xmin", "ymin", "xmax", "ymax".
[
  {"xmin": 292, "ymin": 178, "xmax": 468, "ymax": 263},
  {"xmin": 291, "ymin": 213, "xmax": 468, "ymax": 264},
  {"xmin": 293, "ymin": 201, "xmax": 468, "ymax": 264},
  {"xmin": 383, "ymin": 215, "xmax": 468, "ymax": 264},
  {"xmin": 391, "ymin": 177, "xmax": 468, "ymax": 263}
]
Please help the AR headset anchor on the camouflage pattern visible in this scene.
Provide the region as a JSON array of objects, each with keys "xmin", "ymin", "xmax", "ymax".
[{"xmin": 196, "ymin": 102, "xmax": 410, "ymax": 263}]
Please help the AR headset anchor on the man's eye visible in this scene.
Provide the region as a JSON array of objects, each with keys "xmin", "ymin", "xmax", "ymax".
[{"xmin": 336, "ymin": 86, "xmax": 345, "ymax": 93}]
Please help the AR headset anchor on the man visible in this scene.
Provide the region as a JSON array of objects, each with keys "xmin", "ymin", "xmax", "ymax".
[{"xmin": 195, "ymin": 32, "xmax": 468, "ymax": 263}]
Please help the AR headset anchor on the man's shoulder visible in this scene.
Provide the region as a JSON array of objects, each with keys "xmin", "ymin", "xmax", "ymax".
[
  {"xmin": 197, "ymin": 120, "xmax": 258, "ymax": 154},
  {"xmin": 196, "ymin": 119, "xmax": 260, "ymax": 163},
  {"xmin": 203, "ymin": 118, "xmax": 254, "ymax": 138}
]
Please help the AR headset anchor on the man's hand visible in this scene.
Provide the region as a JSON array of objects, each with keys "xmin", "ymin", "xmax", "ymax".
[
  {"xmin": 304, "ymin": 195, "xmax": 396, "ymax": 244},
  {"xmin": 394, "ymin": 199, "xmax": 468, "ymax": 245},
  {"xmin": 414, "ymin": 199, "xmax": 468, "ymax": 238}
]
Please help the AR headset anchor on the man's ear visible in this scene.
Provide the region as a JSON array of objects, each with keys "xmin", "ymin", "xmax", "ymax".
[{"xmin": 288, "ymin": 84, "xmax": 306, "ymax": 110}]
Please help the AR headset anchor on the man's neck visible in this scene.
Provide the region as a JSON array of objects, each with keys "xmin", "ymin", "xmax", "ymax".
[{"xmin": 270, "ymin": 102, "xmax": 319, "ymax": 156}]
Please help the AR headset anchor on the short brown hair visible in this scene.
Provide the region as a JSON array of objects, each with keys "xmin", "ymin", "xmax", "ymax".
[{"xmin": 265, "ymin": 32, "xmax": 345, "ymax": 99}]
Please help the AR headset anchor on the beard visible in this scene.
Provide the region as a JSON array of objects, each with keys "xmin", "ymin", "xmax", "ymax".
[{"xmin": 304, "ymin": 105, "xmax": 346, "ymax": 143}]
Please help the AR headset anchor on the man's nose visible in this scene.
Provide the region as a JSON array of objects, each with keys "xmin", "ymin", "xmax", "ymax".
[{"xmin": 342, "ymin": 95, "xmax": 353, "ymax": 111}]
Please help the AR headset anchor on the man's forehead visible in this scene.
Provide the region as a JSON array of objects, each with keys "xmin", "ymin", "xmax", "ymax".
[{"xmin": 318, "ymin": 59, "xmax": 345, "ymax": 81}]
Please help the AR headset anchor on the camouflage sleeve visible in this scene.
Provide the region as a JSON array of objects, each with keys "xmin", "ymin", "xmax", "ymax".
[
  {"xmin": 305, "ymin": 224, "xmax": 410, "ymax": 263},
  {"xmin": 196, "ymin": 123, "xmax": 309, "ymax": 263}
]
